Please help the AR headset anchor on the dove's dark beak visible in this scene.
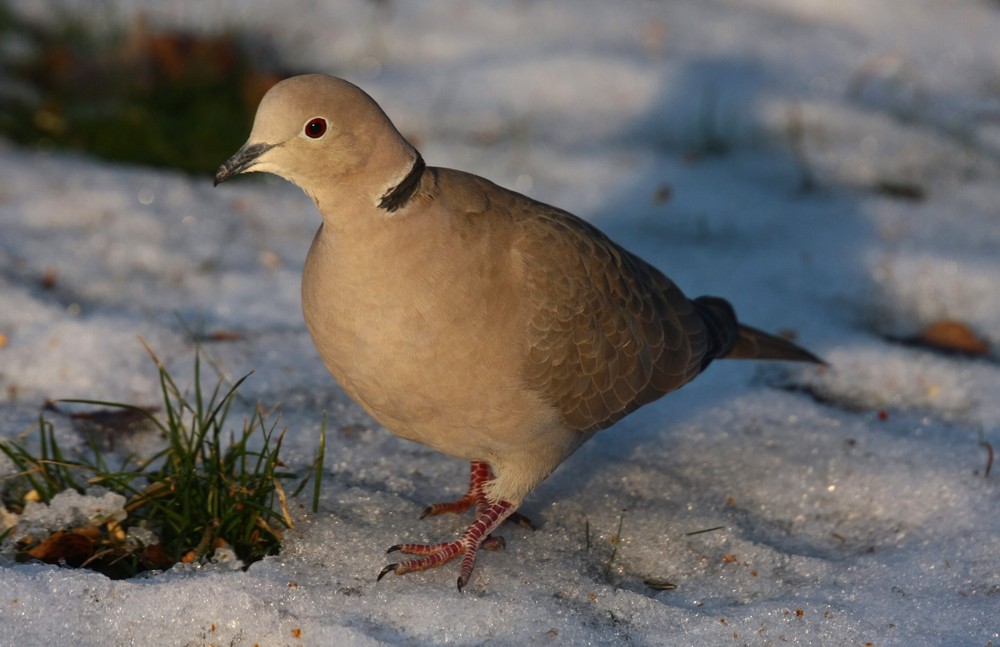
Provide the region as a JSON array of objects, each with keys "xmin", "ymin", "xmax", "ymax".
[{"xmin": 214, "ymin": 142, "xmax": 275, "ymax": 186}]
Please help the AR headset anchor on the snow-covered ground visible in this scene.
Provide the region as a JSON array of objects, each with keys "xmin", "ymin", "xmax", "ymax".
[{"xmin": 2, "ymin": 1, "xmax": 999, "ymax": 645}]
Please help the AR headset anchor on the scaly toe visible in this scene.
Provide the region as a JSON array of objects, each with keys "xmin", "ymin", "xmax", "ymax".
[{"xmin": 392, "ymin": 541, "xmax": 455, "ymax": 556}]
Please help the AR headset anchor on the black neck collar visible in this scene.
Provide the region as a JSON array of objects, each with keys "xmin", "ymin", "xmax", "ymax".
[{"xmin": 378, "ymin": 154, "xmax": 425, "ymax": 212}]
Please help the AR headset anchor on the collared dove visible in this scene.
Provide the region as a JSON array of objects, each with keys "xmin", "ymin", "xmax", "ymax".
[{"xmin": 215, "ymin": 74, "xmax": 823, "ymax": 590}]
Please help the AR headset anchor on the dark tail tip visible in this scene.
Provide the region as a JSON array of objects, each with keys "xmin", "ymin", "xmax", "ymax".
[{"xmin": 725, "ymin": 324, "xmax": 826, "ymax": 365}]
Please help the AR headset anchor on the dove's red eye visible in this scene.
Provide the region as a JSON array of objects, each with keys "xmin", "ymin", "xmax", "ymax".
[{"xmin": 304, "ymin": 117, "xmax": 327, "ymax": 139}]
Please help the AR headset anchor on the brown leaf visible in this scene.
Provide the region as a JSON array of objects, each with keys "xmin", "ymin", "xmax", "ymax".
[
  {"xmin": 73, "ymin": 524, "xmax": 102, "ymax": 540},
  {"xmin": 41, "ymin": 266, "xmax": 59, "ymax": 290},
  {"xmin": 22, "ymin": 530, "xmax": 95, "ymax": 566},
  {"xmin": 140, "ymin": 544, "xmax": 174, "ymax": 570},
  {"xmin": 916, "ymin": 320, "xmax": 989, "ymax": 356},
  {"xmin": 204, "ymin": 330, "xmax": 245, "ymax": 342},
  {"xmin": 643, "ymin": 577, "xmax": 678, "ymax": 591}
]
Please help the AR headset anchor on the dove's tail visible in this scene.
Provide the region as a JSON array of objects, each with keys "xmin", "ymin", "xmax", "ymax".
[
  {"xmin": 725, "ymin": 324, "xmax": 826, "ymax": 364},
  {"xmin": 692, "ymin": 296, "xmax": 825, "ymax": 365}
]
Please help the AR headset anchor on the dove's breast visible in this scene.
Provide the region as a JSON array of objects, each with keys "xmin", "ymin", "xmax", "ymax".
[{"xmin": 299, "ymin": 198, "xmax": 568, "ymax": 465}]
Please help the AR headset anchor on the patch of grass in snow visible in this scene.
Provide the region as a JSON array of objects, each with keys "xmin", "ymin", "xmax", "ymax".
[
  {"xmin": 0, "ymin": 343, "xmax": 325, "ymax": 579},
  {"xmin": 0, "ymin": 2, "xmax": 294, "ymax": 174}
]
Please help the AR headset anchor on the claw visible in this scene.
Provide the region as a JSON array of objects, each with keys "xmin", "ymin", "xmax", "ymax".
[
  {"xmin": 386, "ymin": 544, "xmax": 403, "ymax": 554},
  {"xmin": 377, "ymin": 564, "xmax": 398, "ymax": 582}
]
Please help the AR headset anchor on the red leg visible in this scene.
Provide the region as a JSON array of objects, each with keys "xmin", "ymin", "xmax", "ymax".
[
  {"xmin": 419, "ymin": 461, "xmax": 492, "ymax": 519},
  {"xmin": 419, "ymin": 461, "xmax": 536, "ymax": 529}
]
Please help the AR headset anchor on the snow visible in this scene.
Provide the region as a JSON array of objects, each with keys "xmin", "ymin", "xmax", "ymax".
[
  {"xmin": 1, "ymin": 0, "xmax": 999, "ymax": 645},
  {"xmin": 15, "ymin": 490, "xmax": 128, "ymax": 540}
]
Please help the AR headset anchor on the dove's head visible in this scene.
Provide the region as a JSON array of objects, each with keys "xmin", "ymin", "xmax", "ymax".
[{"xmin": 215, "ymin": 74, "xmax": 421, "ymax": 213}]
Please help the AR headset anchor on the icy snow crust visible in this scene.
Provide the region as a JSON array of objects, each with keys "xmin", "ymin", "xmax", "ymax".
[{"xmin": 1, "ymin": 1, "xmax": 998, "ymax": 645}]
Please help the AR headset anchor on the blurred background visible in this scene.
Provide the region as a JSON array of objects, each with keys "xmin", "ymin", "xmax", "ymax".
[{"xmin": 0, "ymin": 1, "xmax": 296, "ymax": 174}]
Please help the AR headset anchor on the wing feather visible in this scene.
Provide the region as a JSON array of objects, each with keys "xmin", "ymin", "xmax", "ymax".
[{"xmin": 515, "ymin": 205, "xmax": 716, "ymax": 431}]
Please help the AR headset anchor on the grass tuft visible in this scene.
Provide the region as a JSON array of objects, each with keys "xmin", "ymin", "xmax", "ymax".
[
  {"xmin": 0, "ymin": 343, "xmax": 314, "ymax": 578},
  {"xmin": 602, "ymin": 511, "xmax": 627, "ymax": 582},
  {"xmin": 289, "ymin": 412, "xmax": 327, "ymax": 515}
]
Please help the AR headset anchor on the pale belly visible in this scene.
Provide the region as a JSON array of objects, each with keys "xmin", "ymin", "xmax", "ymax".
[
  {"xmin": 300, "ymin": 229, "xmax": 551, "ymax": 462},
  {"xmin": 304, "ymin": 302, "xmax": 551, "ymax": 460}
]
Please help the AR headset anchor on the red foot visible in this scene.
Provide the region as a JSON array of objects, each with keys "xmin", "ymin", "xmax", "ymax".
[
  {"xmin": 379, "ymin": 461, "xmax": 535, "ymax": 590},
  {"xmin": 378, "ymin": 499, "xmax": 515, "ymax": 590}
]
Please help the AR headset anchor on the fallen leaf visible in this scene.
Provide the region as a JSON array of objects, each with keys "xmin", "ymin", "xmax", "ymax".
[
  {"xmin": 644, "ymin": 577, "xmax": 678, "ymax": 591},
  {"xmin": 22, "ymin": 530, "xmax": 94, "ymax": 566},
  {"xmin": 41, "ymin": 266, "xmax": 59, "ymax": 290},
  {"xmin": 916, "ymin": 320, "xmax": 989, "ymax": 356},
  {"xmin": 140, "ymin": 544, "xmax": 174, "ymax": 570},
  {"xmin": 204, "ymin": 330, "xmax": 245, "ymax": 342}
]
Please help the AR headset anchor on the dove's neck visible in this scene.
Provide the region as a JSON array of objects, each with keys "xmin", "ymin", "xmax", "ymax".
[
  {"xmin": 306, "ymin": 161, "xmax": 438, "ymax": 286},
  {"xmin": 377, "ymin": 154, "xmax": 425, "ymax": 213},
  {"xmin": 306, "ymin": 139, "xmax": 422, "ymax": 229}
]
